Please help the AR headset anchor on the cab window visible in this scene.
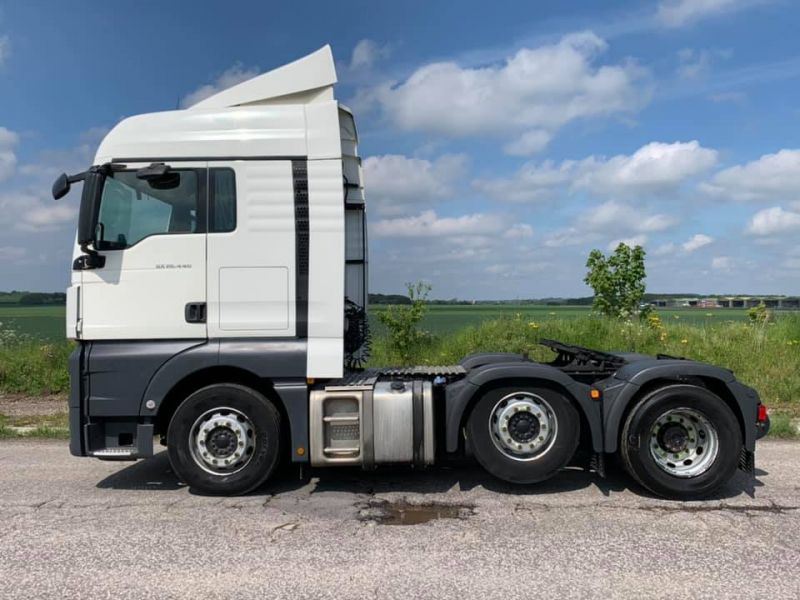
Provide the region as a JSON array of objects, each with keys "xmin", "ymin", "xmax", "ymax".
[{"xmin": 96, "ymin": 170, "xmax": 199, "ymax": 250}]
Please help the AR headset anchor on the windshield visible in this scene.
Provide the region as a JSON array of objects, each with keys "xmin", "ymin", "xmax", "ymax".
[{"xmin": 96, "ymin": 170, "xmax": 199, "ymax": 249}]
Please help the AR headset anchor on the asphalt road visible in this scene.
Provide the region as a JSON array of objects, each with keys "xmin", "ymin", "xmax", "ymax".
[{"xmin": 1, "ymin": 440, "xmax": 798, "ymax": 599}]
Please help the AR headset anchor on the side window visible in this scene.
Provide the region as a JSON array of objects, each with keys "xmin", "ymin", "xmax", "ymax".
[
  {"xmin": 209, "ymin": 168, "xmax": 236, "ymax": 233},
  {"xmin": 96, "ymin": 170, "xmax": 199, "ymax": 249}
]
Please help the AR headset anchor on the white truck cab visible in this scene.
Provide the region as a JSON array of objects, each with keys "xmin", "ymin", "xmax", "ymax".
[
  {"xmin": 64, "ymin": 45, "xmax": 366, "ymax": 377},
  {"xmin": 53, "ymin": 47, "xmax": 767, "ymax": 500}
]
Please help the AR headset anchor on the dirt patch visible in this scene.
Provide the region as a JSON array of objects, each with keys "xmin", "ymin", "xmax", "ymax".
[
  {"xmin": 357, "ymin": 498, "xmax": 475, "ymax": 526},
  {"xmin": 0, "ymin": 394, "xmax": 68, "ymax": 417}
]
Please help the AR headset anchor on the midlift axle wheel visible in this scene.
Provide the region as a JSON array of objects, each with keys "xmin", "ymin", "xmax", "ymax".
[
  {"xmin": 167, "ymin": 384, "xmax": 281, "ymax": 495},
  {"xmin": 467, "ymin": 384, "xmax": 580, "ymax": 484},
  {"xmin": 620, "ymin": 384, "xmax": 742, "ymax": 500}
]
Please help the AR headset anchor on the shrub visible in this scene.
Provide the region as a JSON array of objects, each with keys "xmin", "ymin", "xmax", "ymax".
[{"xmin": 376, "ymin": 281, "xmax": 432, "ymax": 364}]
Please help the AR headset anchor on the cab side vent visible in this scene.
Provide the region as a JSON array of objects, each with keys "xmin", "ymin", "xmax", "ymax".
[{"xmin": 292, "ymin": 160, "xmax": 309, "ymax": 338}]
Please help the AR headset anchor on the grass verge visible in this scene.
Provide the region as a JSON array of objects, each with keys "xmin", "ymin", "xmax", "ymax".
[
  {"xmin": 0, "ymin": 413, "xmax": 69, "ymax": 439},
  {"xmin": 767, "ymin": 413, "xmax": 800, "ymax": 439},
  {"xmin": 0, "ymin": 313, "xmax": 798, "ymax": 439},
  {"xmin": 0, "ymin": 341, "xmax": 72, "ymax": 394},
  {"xmin": 369, "ymin": 312, "xmax": 800, "ymax": 433}
]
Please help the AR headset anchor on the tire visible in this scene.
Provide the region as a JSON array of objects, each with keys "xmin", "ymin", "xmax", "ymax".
[
  {"xmin": 620, "ymin": 384, "xmax": 742, "ymax": 500},
  {"xmin": 167, "ymin": 383, "xmax": 282, "ymax": 495},
  {"xmin": 466, "ymin": 384, "xmax": 580, "ymax": 484}
]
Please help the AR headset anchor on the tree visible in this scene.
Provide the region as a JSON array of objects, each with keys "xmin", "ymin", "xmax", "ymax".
[{"xmin": 584, "ymin": 243, "xmax": 650, "ymax": 320}]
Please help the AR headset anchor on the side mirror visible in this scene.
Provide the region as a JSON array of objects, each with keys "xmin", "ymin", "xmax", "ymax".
[
  {"xmin": 52, "ymin": 173, "xmax": 71, "ymax": 200},
  {"xmin": 77, "ymin": 170, "xmax": 105, "ymax": 245}
]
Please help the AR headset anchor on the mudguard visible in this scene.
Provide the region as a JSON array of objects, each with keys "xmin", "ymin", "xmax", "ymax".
[
  {"xmin": 140, "ymin": 338, "xmax": 310, "ymax": 462},
  {"xmin": 444, "ymin": 360, "xmax": 602, "ymax": 453},
  {"xmin": 600, "ymin": 359, "xmax": 761, "ymax": 452}
]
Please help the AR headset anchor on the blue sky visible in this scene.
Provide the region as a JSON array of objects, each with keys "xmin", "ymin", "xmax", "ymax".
[{"xmin": 1, "ymin": 0, "xmax": 799, "ymax": 298}]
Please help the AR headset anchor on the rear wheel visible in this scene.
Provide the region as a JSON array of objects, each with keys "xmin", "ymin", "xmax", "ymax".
[
  {"xmin": 467, "ymin": 385, "xmax": 580, "ymax": 484},
  {"xmin": 167, "ymin": 383, "xmax": 281, "ymax": 495},
  {"xmin": 620, "ymin": 384, "xmax": 742, "ymax": 500}
]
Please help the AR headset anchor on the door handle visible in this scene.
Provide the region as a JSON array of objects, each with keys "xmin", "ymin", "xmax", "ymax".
[{"xmin": 185, "ymin": 302, "xmax": 206, "ymax": 323}]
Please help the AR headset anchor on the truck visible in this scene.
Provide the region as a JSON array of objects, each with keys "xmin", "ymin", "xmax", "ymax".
[{"xmin": 52, "ymin": 46, "xmax": 769, "ymax": 500}]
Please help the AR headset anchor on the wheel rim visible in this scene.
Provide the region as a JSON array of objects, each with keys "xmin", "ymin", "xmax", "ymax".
[
  {"xmin": 648, "ymin": 407, "xmax": 719, "ymax": 478},
  {"xmin": 188, "ymin": 407, "xmax": 256, "ymax": 476},
  {"xmin": 488, "ymin": 391, "xmax": 558, "ymax": 461}
]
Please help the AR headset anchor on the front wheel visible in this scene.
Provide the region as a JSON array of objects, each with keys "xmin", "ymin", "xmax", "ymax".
[
  {"xmin": 467, "ymin": 385, "xmax": 580, "ymax": 484},
  {"xmin": 167, "ymin": 383, "xmax": 282, "ymax": 495},
  {"xmin": 620, "ymin": 384, "xmax": 742, "ymax": 500}
]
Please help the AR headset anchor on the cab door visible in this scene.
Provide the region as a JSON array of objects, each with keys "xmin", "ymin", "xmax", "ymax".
[
  {"xmin": 79, "ymin": 162, "xmax": 208, "ymax": 340},
  {"xmin": 206, "ymin": 160, "xmax": 296, "ymax": 338}
]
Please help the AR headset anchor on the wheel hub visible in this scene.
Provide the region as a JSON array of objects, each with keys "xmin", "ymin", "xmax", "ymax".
[
  {"xmin": 188, "ymin": 408, "xmax": 256, "ymax": 475},
  {"xmin": 206, "ymin": 427, "xmax": 238, "ymax": 458},
  {"xmin": 648, "ymin": 407, "xmax": 719, "ymax": 478},
  {"xmin": 489, "ymin": 392, "xmax": 557, "ymax": 461},
  {"xmin": 658, "ymin": 424, "xmax": 689, "ymax": 453},
  {"xmin": 508, "ymin": 412, "xmax": 540, "ymax": 443}
]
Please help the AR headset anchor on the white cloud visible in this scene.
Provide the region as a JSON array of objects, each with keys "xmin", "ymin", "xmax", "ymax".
[
  {"xmin": 0, "ymin": 128, "xmax": 107, "ymax": 234},
  {"xmin": 473, "ymin": 160, "xmax": 570, "ymax": 203},
  {"xmin": 349, "ymin": 39, "xmax": 391, "ymax": 71},
  {"xmin": 543, "ymin": 228, "xmax": 582, "ymax": 248},
  {"xmin": 0, "ymin": 126, "xmax": 19, "ymax": 181},
  {"xmin": 181, "ymin": 63, "xmax": 259, "ymax": 108},
  {"xmin": 474, "ymin": 141, "xmax": 717, "ymax": 202},
  {"xmin": 711, "ymin": 256, "xmax": 734, "ymax": 270},
  {"xmin": 503, "ymin": 130, "xmax": 552, "ymax": 156},
  {"xmin": 371, "ymin": 210, "xmax": 506, "ymax": 239},
  {"xmin": 365, "ymin": 32, "xmax": 647, "ymax": 155},
  {"xmin": 0, "ymin": 35, "xmax": 9, "ymax": 66},
  {"xmin": 573, "ymin": 141, "xmax": 718, "ymax": 196},
  {"xmin": 541, "ymin": 199, "xmax": 677, "ymax": 251},
  {"xmin": 657, "ymin": 0, "xmax": 747, "ymax": 27},
  {"xmin": 0, "ymin": 190, "xmax": 75, "ymax": 232},
  {"xmin": 652, "ymin": 234, "xmax": 714, "ymax": 256},
  {"xmin": 682, "ymin": 233, "xmax": 714, "ymax": 252},
  {"xmin": 676, "ymin": 48, "xmax": 731, "ymax": 79},
  {"xmin": 607, "ymin": 235, "xmax": 647, "ymax": 251},
  {"xmin": 704, "ymin": 149, "xmax": 800, "ymax": 202},
  {"xmin": 581, "ymin": 200, "xmax": 678, "ymax": 233},
  {"xmin": 504, "ymin": 224, "xmax": 534, "ymax": 239},
  {"xmin": 363, "ymin": 153, "xmax": 467, "ymax": 215},
  {"xmin": 747, "ymin": 206, "xmax": 800, "ymax": 235}
]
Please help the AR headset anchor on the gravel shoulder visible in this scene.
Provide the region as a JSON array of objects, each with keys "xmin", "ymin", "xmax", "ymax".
[
  {"xmin": 0, "ymin": 393, "xmax": 67, "ymax": 417},
  {"xmin": 0, "ymin": 439, "xmax": 798, "ymax": 599}
]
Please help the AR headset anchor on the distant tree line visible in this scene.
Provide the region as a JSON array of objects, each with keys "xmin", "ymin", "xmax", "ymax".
[{"xmin": 0, "ymin": 291, "xmax": 66, "ymax": 305}]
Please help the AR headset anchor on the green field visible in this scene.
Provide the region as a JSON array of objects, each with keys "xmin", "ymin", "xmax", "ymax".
[
  {"xmin": 0, "ymin": 304, "xmax": 762, "ymax": 343},
  {"xmin": 0, "ymin": 305, "xmax": 66, "ymax": 342},
  {"xmin": 0, "ymin": 303, "xmax": 778, "ymax": 343}
]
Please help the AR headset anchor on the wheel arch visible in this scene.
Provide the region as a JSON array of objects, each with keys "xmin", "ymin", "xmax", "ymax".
[
  {"xmin": 603, "ymin": 364, "xmax": 757, "ymax": 453},
  {"xmin": 153, "ymin": 366, "xmax": 282, "ymax": 436},
  {"xmin": 445, "ymin": 362, "xmax": 602, "ymax": 455},
  {"xmin": 149, "ymin": 365, "xmax": 309, "ymax": 463}
]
